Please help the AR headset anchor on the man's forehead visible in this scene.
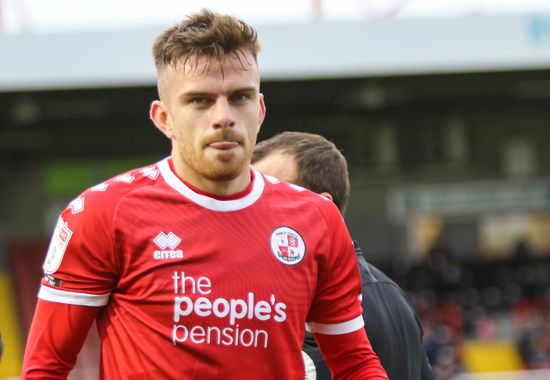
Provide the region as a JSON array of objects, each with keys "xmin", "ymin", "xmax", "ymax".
[
  {"xmin": 157, "ymin": 51, "xmax": 260, "ymax": 100},
  {"xmin": 167, "ymin": 51, "xmax": 258, "ymax": 75}
]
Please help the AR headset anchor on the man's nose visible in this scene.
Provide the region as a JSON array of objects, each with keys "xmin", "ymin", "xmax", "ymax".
[{"xmin": 211, "ymin": 98, "xmax": 236, "ymax": 129}]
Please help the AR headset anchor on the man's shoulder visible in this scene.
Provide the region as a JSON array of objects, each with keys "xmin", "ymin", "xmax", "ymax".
[
  {"xmin": 63, "ymin": 162, "xmax": 163, "ymax": 218},
  {"xmin": 89, "ymin": 162, "xmax": 160, "ymax": 194},
  {"xmin": 356, "ymin": 254, "xmax": 418, "ymax": 318},
  {"xmin": 361, "ymin": 261, "xmax": 396, "ymax": 285},
  {"xmin": 354, "ymin": 242, "xmax": 398, "ymax": 286}
]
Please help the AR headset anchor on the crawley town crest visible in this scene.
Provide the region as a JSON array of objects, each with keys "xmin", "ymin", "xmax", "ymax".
[{"xmin": 270, "ymin": 226, "xmax": 306, "ymax": 265}]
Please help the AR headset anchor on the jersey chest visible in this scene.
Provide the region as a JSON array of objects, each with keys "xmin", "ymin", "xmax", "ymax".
[{"xmin": 111, "ymin": 198, "xmax": 323, "ymax": 330}]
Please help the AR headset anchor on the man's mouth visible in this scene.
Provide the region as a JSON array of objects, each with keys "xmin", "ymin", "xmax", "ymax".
[{"xmin": 208, "ymin": 141, "xmax": 240, "ymax": 150}]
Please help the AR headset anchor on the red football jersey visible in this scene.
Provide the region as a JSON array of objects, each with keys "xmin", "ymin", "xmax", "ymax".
[{"xmin": 34, "ymin": 158, "xmax": 365, "ymax": 379}]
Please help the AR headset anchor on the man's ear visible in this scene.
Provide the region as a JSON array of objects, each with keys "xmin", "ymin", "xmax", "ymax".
[
  {"xmin": 150, "ymin": 100, "xmax": 175, "ymax": 139},
  {"xmin": 257, "ymin": 93, "xmax": 266, "ymax": 133},
  {"xmin": 319, "ymin": 192, "xmax": 333, "ymax": 203}
]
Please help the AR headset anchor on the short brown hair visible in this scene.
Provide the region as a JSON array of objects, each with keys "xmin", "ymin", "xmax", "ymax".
[
  {"xmin": 152, "ymin": 9, "xmax": 261, "ymax": 70},
  {"xmin": 252, "ymin": 132, "xmax": 350, "ymax": 214}
]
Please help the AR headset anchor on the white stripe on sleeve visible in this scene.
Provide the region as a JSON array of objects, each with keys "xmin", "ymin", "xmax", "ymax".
[
  {"xmin": 306, "ymin": 314, "xmax": 364, "ymax": 335},
  {"xmin": 38, "ymin": 285, "xmax": 109, "ymax": 307}
]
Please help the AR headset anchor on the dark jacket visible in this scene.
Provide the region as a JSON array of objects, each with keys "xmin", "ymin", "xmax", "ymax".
[{"xmin": 302, "ymin": 241, "xmax": 434, "ymax": 380}]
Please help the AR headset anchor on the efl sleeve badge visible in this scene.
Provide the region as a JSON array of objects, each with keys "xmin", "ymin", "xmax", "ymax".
[{"xmin": 43, "ymin": 217, "xmax": 73, "ymax": 274}]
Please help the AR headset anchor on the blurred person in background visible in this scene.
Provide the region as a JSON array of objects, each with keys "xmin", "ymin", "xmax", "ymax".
[
  {"xmin": 252, "ymin": 131, "xmax": 434, "ymax": 380},
  {"xmin": 516, "ymin": 310, "xmax": 550, "ymax": 369},
  {"xmin": 21, "ymin": 9, "xmax": 387, "ymax": 379}
]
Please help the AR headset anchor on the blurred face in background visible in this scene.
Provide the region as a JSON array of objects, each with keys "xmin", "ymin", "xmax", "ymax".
[{"xmin": 253, "ymin": 150, "xmax": 298, "ymax": 183}]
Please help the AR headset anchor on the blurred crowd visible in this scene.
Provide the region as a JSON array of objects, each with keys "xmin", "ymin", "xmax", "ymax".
[{"xmin": 379, "ymin": 239, "xmax": 550, "ymax": 378}]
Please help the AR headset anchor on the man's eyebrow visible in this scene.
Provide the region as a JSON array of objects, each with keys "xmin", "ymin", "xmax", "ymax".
[
  {"xmin": 179, "ymin": 91, "xmax": 210, "ymax": 99},
  {"xmin": 179, "ymin": 87, "xmax": 257, "ymax": 100},
  {"xmin": 230, "ymin": 86, "xmax": 257, "ymax": 93}
]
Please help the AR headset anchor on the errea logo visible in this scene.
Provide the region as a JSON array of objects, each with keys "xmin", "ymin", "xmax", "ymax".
[
  {"xmin": 114, "ymin": 173, "xmax": 135, "ymax": 184},
  {"xmin": 153, "ymin": 232, "xmax": 184, "ymax": 260},
  {"xmin": 141, "ymin": 167, "xmax": 160, "ymax": 180},
  {"xmin": 69, "ymin": 196, "xmax": 85, "ymax": 214},
  {"xmin": 154, "ymin": 232, "xmax": 181, "ymax": 249}
]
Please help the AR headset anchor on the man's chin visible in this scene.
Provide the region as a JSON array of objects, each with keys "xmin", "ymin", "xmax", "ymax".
[
  {"xmin": 197, "ymin": 150, "xmax": 251, "ymax": 181},
  {"xmin": 204, "ymin": 162, "xmax": 248, "ymax": 182},
  {"xmin": 213, "ymin": 149, "xmax": 241, "ymax": 162}
]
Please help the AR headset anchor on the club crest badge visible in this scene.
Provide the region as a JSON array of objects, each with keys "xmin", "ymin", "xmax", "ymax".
[
  {"xmin": 270, "ymin": 226, "xmax": 306, "ymax": 265},
  {"xmin": 43, "ymin": 217, "xmax": 73, "ymax": 274}
]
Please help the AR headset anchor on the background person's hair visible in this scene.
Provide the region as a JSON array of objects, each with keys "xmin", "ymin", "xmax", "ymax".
[
  {"xmin": 152, "ymin": 9, "xmax": 261, "ymax": 70},
  {"xmin": 253, "ymin": 131, "xmax": 350, "ymax": 214}
]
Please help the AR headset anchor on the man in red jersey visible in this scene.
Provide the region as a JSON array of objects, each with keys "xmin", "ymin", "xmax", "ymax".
[{"xmin": 22, "ymin": 9, "xmax": 387, "ymax": 380}]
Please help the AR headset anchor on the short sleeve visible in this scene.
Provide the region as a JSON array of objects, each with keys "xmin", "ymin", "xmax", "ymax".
[
  {"xmin": 306, "ymin": 201, "xmax": 364, "ymax": 335},
  {"xmin": 39, "ymin": 189, "xmax": 118, "ymax": 307}
]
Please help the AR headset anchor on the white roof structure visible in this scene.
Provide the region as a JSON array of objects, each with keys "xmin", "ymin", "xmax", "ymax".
[{"xmin": 1, "ymin": 13, "xmax": 550, "ymax": 91}]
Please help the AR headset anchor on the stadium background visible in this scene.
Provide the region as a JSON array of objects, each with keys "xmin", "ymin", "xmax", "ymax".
[{"xmin": 1, "ymin": 1, "xmax": 550, "ymax": 379}]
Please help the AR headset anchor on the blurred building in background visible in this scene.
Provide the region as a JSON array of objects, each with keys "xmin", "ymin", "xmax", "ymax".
[{"xmin": 1, "ymin": 2, "xmax": 550, "ymax": 379}]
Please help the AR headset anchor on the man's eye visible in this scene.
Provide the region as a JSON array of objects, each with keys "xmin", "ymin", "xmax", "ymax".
[
  {"xmin": 191, "ymin": 97, "xmax": 208, "ymax": 105},
  {"xmin": 232, "ymin": 93, "xmax": 249, "ymax": 102}
]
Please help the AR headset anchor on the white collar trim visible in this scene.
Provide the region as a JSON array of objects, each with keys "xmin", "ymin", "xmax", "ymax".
[{"xmin": 158, "ymin": 158, "xmax": 264, "ymax": 212}]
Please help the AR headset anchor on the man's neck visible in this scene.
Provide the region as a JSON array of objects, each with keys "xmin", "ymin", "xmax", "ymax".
[{"xmin": 169, "ymin": 157, "xmax": 252, "ymax": 197}]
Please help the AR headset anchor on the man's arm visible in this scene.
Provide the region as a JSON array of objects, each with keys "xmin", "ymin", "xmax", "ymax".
[
  {"xmin": 307, "ymin": 202, "xmax": 387, "ymax": 379},
  {"xmin": 314, "ymin": 329, "xmax": 387, "ymax": 380},
  {"xmin": 22, "ymin": 300, "xmax": 100, "ymax": 379}
]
